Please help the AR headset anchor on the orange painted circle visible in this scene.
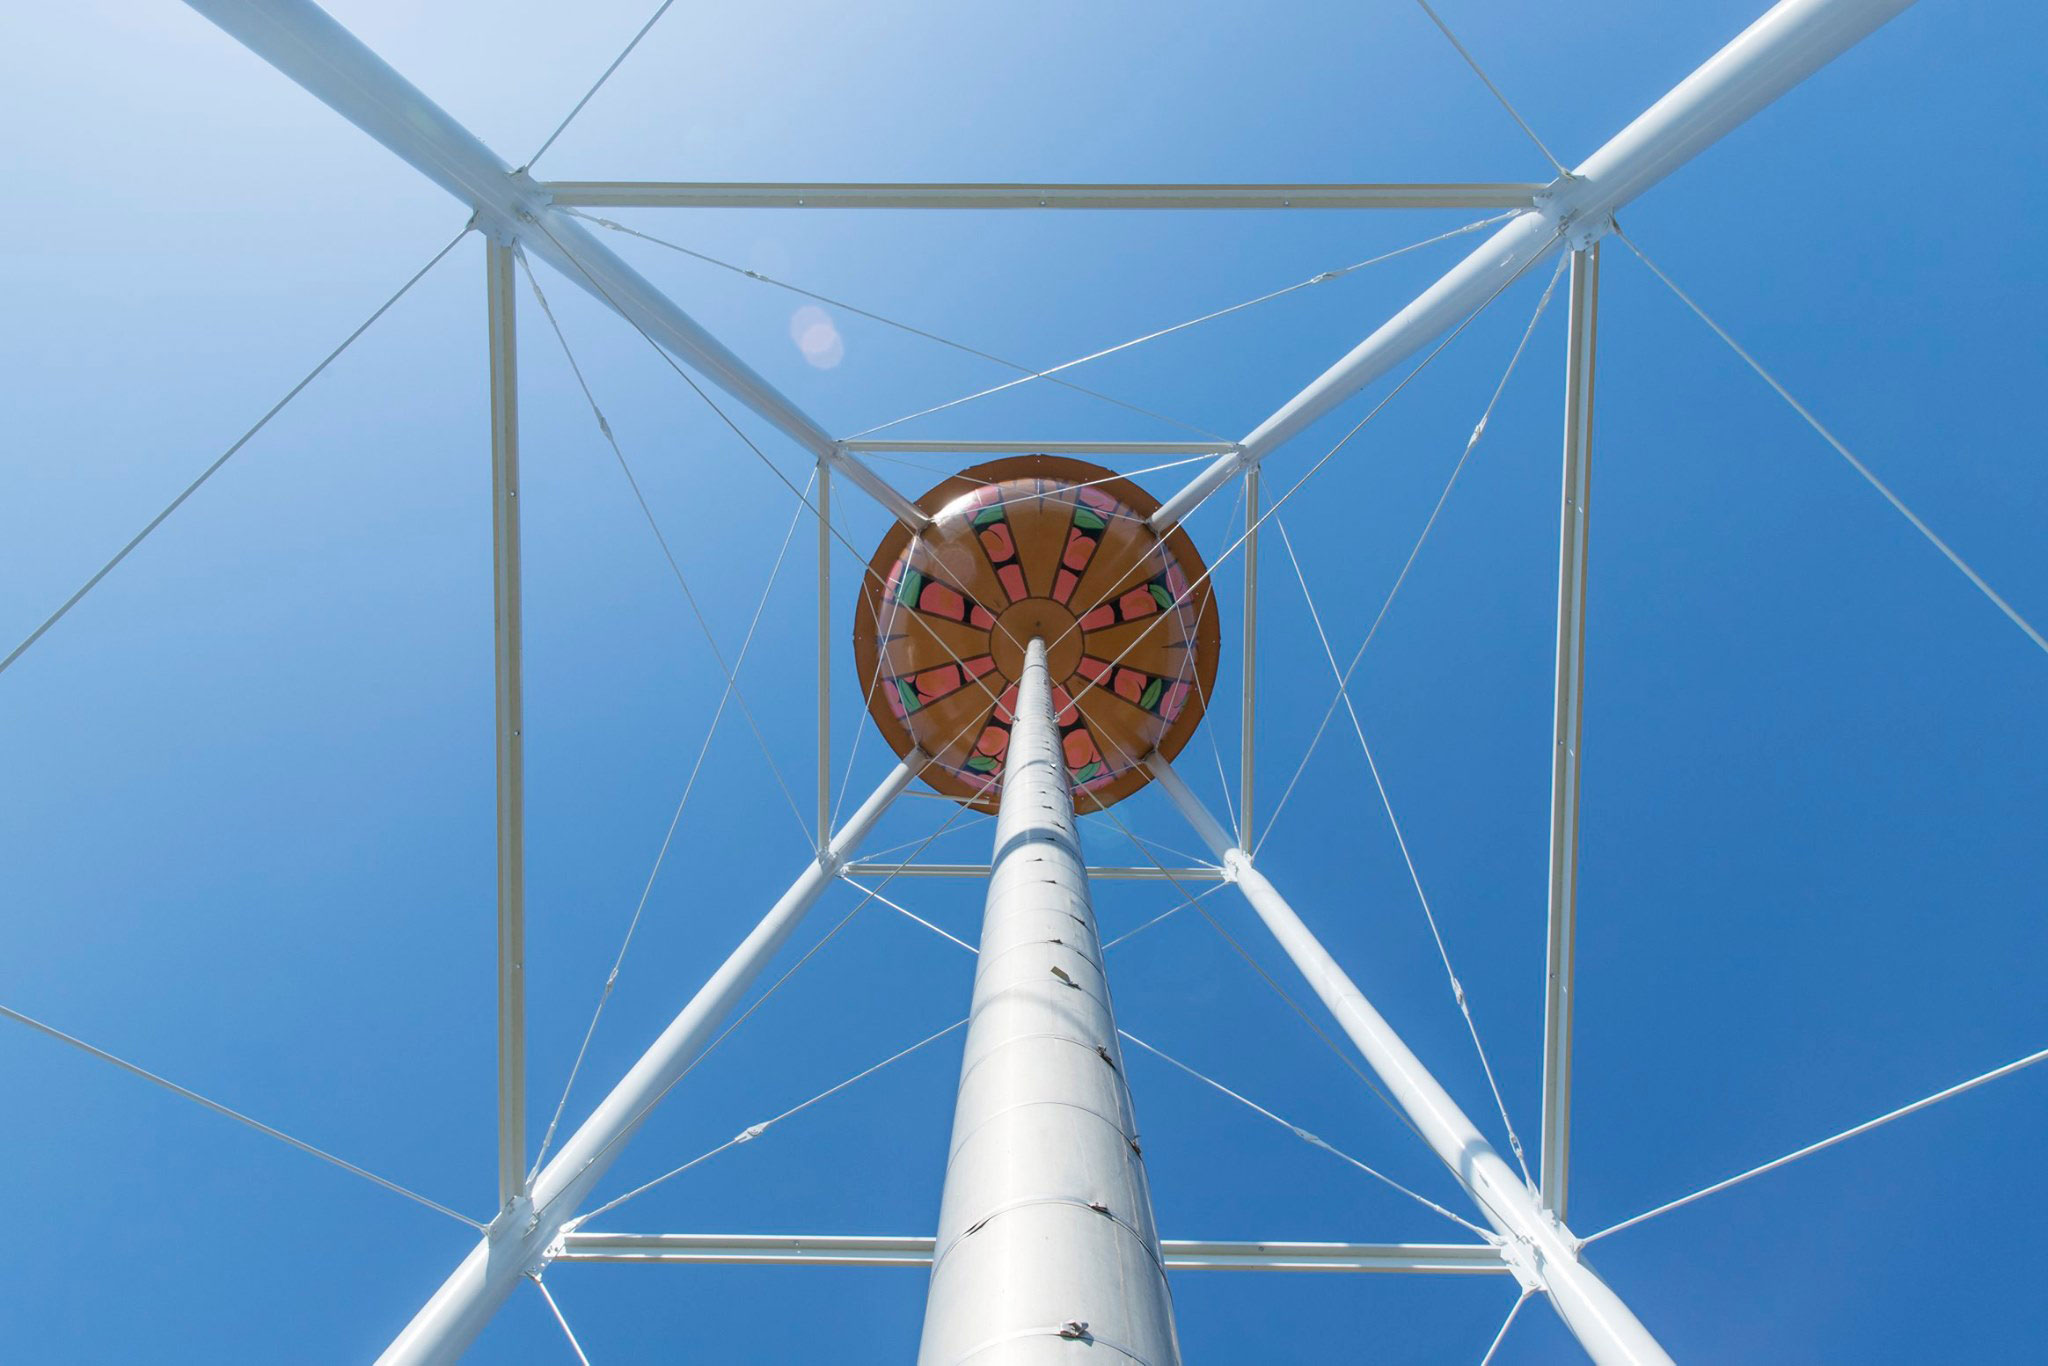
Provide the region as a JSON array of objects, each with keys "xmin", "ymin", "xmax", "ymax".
[
  {"xmin": 851, "ymin": 455, "xmax": 1221, "ymax": 811},
  {"xmin": 989, "ymin": 599, "xmax": 1084, "ymax": 682}
]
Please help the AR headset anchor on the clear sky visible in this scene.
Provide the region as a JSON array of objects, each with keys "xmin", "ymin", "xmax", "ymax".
[{"xmin": 4, "ymin": 0, "xmax": 2045, "ymax": 1361}]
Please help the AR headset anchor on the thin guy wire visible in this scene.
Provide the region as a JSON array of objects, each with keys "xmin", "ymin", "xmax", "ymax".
[
  {"xmin": 530, "ymin": 471, "xmax": 816, "ymax": 1179},
  {"xmin": 1584, "ymin": 1041, "xmax": 2048, "ymax": 1247},
  {"xmin": 518, "ymin": 214, "xmax": 1024, "ymax": 743},
  {"xmin": 1276, "ymin": 512, "xmax": 1534, "ymax": 1188},
  {"xmin": 0, "ymin": 226, "xmax": 470, "ymax": 679},
  {"xmin": 1242, "ymin": 258, "xmax": 1562, "ymax": 1167},
  {"xmin": 1258, "ymin": 253, "xmax": 1568, "ymax": 853},
  {"xmin": 569, "ymin": 209, "xmax": 1229, "ymax": 442},
  {"xmin": 850, "ymin": 451, "xmax": 1212, "ymax": 530},
  {"xmin": 1099, "ymin": 882, "xmax": 1231, "ymax": 952},
  {"xmin": 525, "ymin": 0, "xmax": 680, "ymax": 170},
  {"xmin": 1412, "ymin": 0, "xmax": 1570, "ymax": 175},
  {"xmin": 517, "ymin": 250, "xmax": 816, "ymax": 843},
  {"xmin": 545, "ymin": 770, "xmax": 1000, "ymax": 1209},
  {"xmin": 1117, "ymin": 1029, "xmax": 1490, "ymax": 1238},
  {"xmin": 0, "ymin": 1002, "xmax": 483, "ymax": 1231},
  {"xmin": 847, "ymin": 212, "xmax": 1520, "ymax": 439},
  {"xmin": 575, "ymin": 1016, "xmax": 969, "ymax": 1225},
  {"xmin": 857, "ymin": 813, "xmax": 995, "ymax": 864},
  {"xmin": 1072, "ymin": 779, "xmax": 1480, "ymax": 1207},
  {"xmin": 858, "ymin": 450, "xmax": 1211, "ymax": 489},
  {"xmin": 1617, "ymin": 229, "xmax": 2048, "ymax": 660},
  {"xmin": 1039, "ymin": 230, "xmax": 1564, "ymax": 738},
  {"xmin": 1478, "ymin": 1288, "xmax": 1536, "ymax": 1365},
  {"xmin": 527, "ymin": 1274, "xmax": 595, "ymax": 1366},
  {"xmin": 838, "ymin": 877, "xmax": 980, "ymax": 954}
]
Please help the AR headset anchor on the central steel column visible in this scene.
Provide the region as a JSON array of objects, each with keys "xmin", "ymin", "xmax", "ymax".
[{"xmin": 919, "ymin": 640, "xmax": 1180, "ymax": 1365}]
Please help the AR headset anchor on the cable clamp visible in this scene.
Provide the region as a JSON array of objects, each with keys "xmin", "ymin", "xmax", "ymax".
[{"xmin": 734, "ymin": 1122, "xmax": 769, "ymax": 1144}]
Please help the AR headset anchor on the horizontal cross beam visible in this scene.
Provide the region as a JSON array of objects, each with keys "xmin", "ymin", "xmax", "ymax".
[
  {"xmin": 540, "ymin": 182, "xmax": 1545, "ymax": 211},
  {"xmin": 556, "ymin": 1233, "xmax": 1509, "ymax": 1274},
  {"xmin": 843, "ymin": 862, "xmax": 1225, "ymax": 882},
  {"xmin": 841, "ymin": 440, "xmax": 1243, "ymax": 457}
]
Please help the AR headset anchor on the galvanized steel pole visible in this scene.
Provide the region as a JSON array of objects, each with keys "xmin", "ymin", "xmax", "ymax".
[{"xmin": 920, "ymin": 640, "xmax": 1180, "ymax": 1365}]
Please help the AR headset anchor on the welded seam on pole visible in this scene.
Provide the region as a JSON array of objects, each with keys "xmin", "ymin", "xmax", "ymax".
[
  {"xmin": 0, "ymin": 1002, "xmax": 482, "ymax": 1230},
  {"xmin": 1257, "ymin": 255, "xmax": 1567, "ymax": 853},
  {"xmin": 0, "ymin": 226, "xmax": 470, "ymax": 679},
  {"xmin": 1617, "ymin": 230, "xmax": 2048, "ymax": 660},
  {"xmin": 530, "ymin": 469, "xmax": 818, "ymax": 1179},
  {"xmin": 569, "ymin": 208, "xmax": 1228, "ymax": 442},
  {"xmin": 517, "ymin": 251, "xmax": 817, "ymax": 843},
  {"xmin": 846, "ymin": 211, "xmax": 1519, "ymax": 440},
  {"xmin": 1584, "ymin": 1040, "xmax": 2048, "ymax": 1246}
]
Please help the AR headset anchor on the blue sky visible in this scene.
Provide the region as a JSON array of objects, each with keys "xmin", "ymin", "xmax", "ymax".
[{"xmin": 4, "ymin": 0, "xmax": 2045, "ymax": 1360}]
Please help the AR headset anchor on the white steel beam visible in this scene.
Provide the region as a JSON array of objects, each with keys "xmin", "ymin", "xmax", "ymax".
[
  {"xmin": 1240, "ymin": 468, "xmax": 1260, "ymax": 847},
  {"xmin": 485, "ymin": 238, "xmax": 526, "ymax": 1209},
  {"xmin": 1145, "ymin": 753, "xmax": 1672, "ymax": 1366},
  {"xmin": 557, "ymin": 1232, "xmax": 1510, "ymax": 1275},
  {"xmin": 816, "ymin": 458, "xmax": 833, "ymax": 848},
  {"xmin": 181, "ymin": 0, "xmax": 926, "ymax": 533},
  {"xmin": 1541, "ymin": 247, "xmax": 1598, "ymax": 1218},
  {"xmin": 1152, "ymin": 0, "xmax": 1919, "ymax": 529},
  {"xmin": 543, "ymin": 182, "xmax": 1545, "ymax": 211},
  {"xmin": 843, "ymin": 862, "xmax": 1225, "ymax": 882},
  {"xmin": 920, "ymin": 639, "xmax": 1179, "ymax": 1364},
  {"xmin": 377, "ymin": 759, "xmax": 923, "ymax": 1365},
  {"xmin": 841, "ymin": 439, "xmax": 1243, "ymax": 457}
]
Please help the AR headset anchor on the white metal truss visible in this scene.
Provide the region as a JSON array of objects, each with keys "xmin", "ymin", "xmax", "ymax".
[
  {"xmin": 485, "ymin": 238, "xmax": 527, "ymax": 1211},
  {"xmin": 541, "ymin": 182, "xmax": 1547, "ymax": 211},
  {"xmin": 1541, "ymin": 246, "xmax": 1600, "ymax": 1218},
  {"xmin": 124, "ymin": 1, "xmax": 1931, "ymax": 1362},
  {"xmin": 557, "ymin": 1233, "xmax": 1510, "ymax": 1275}
]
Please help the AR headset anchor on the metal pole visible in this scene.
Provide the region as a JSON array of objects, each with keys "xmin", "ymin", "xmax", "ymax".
[
  {"xmin": 920, "ymin": 641, "xmax": 1180, "ymax": 1365},
  {"xmin": 817, "ymin": 458, "xmax": 832, "ymax": 848},
  {"xmin": 1541, "ymin": 246, "xmax": 1598, "ymax": 1217},
  {"xmin": 378, "ymin": 758, "xmax": 923, "ymax": 1365},
  {"xmin": 1144, "ymin": 752, "xmax": 1672, "ymax": 1366},
  {"xmin": 1151, "ymin": 0, "xmax": 1918, "ymax": 529},
  {"xmin": 485, "ymin": 237, "xmax": 526, "ymax": 1208},
  {"xmin": 1240, "ymin": 468, "xmax": 1260, "ymax": 847},
  {"xmin": 180, "ymin": 0, "xmax": 927, "ymax": 533}
]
